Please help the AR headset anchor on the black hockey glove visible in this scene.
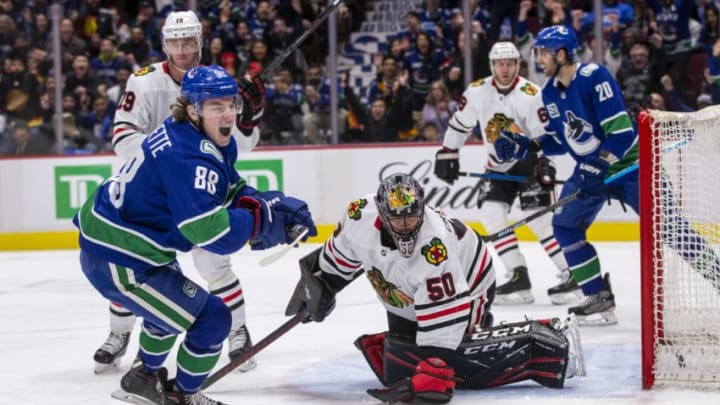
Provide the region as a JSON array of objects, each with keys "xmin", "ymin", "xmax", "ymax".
[
  {"xmin": 237, "ymin": 76, "xmax": 265, "ymax": 136},
  {"xmin": 536, "ymin": 156, "xmax": 556, "ymax": 190},
  {"xmin": 434, "ymin": 147, "xmax": 460, "ymax": 185}
]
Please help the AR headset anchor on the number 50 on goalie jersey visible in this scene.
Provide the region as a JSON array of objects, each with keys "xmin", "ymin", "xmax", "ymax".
[{"xmin": 318, "ymin": 196, "xmax": 496, "ymax": 351}]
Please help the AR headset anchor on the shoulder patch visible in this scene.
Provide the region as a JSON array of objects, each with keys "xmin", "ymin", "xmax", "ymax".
[
  {"xmin": 200, "ymin": 139, "xmax": 223, "ymax": 162},
  {"xmin": 579, "ymin": 63, "xmax": 599, "ymax": 77},
  {"xmin": 470, "ymin": 78, "xmax": 485, "ymax": 87},
  {"xmin": 134, "ymin": 65, "xmax": 156, "ymax": 76},
  {"xmin": 519, "ymin": 82, "xmax": 538, "ymax": 96},
  {"xmin": 421, "ymin": 237, "xmax": 448, "ymax": 266},
  {"xmin": 347, "ymin": 198, "xmax": 368, "ymax": 220}
]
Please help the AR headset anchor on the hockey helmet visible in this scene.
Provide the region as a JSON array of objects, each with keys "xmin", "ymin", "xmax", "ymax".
[
  {"xmin": 489, "ymin": 42, "xmax": 520, "ymax": 89},
  {"xmin": 375, "ymin": 173, "xmax": 425, "ymax": 258},
  {"xmin": 181, "ymin": 65, "xmax": 240, "ymax": 115},
  {"xmin": 533, "ymin": 25, "xmax": 578, "ymax": 62},
  {"xmin": 162, "ymin": 11, "xmax": 202, "ymax": 59}
]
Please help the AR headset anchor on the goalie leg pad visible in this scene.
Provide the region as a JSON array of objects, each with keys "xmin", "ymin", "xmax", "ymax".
[
  {"xmin": 354, "ymin": 332, "xmax": 388, "ymax": 385},
  {"xmin": 382, "ymin": 320, "xmax": 574, "ymax": 390}
]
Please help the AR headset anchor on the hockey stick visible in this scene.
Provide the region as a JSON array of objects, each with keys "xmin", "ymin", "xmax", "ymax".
[
  {"xmin": 485, "ymin": 140, "xmax": 688, "ymax": 242},
  {"xmin": 459, "ymin": 170, "xmax": 567, "ymax": 185},
  {"xmin": 259, "ymin": 0, "xmax": 344, "ymax": 82},
  {"xmin": 458, "ymin": 171, "xmax": 529, "ymax": 182},
  {"xmin": 258, "ymin": 226, "xmax": 309, "ymax": 267},
  {"xmin": 201, "ymin": 310, "xmax": 309, "ymax": 389}
]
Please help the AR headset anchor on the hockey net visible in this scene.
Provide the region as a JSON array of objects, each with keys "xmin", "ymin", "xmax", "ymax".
[{"xmin": 640, "ymin": 107, "xmax": 720, "ymax": 389}]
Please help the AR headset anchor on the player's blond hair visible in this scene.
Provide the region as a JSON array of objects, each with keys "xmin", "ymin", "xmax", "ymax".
[{"xmin": 171, "ymin": 97, "xmax": 192, "ymax": 122}]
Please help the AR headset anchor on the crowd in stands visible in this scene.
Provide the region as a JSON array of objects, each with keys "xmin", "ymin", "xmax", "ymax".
[{"xmin": 0, "ymin": 0, "xmax": 719, "ymax": 155}]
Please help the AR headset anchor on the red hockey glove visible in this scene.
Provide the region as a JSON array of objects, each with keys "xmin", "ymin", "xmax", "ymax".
[{"xmin": 367, "ymin": 357, "xmax": 455, "ymax": 403}]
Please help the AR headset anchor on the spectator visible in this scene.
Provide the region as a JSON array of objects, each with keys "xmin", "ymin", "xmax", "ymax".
[
  {"xmin": 398, "ymin": 11, "xmax": 430, "ymax": 52},
  {"xmin": 248, "ymin": 0, "xmax": 275, "ymax": 39},
  {"xmin": 617, "ymin": 42, "xmax": 664, "ymax": 111},
  {"xmin": 367, "ymin": 55, "xmax": 399, "ymax": 105},
  {"xmin": 418, "ymin": 121, "xmax": 441, "ymax": 142},
  {"xmin": 403, "ymin": 31, "xmax": 446, "ymax": 112},
  {"xmin": 227, "ymin": 19, "xmax": 253, "ymax": 68},
  {"xmin": 486, "ymin": 0, "xmax": 521, "ymax": 40},
  {"xmin": 53, "ymin": 18, "xmax": 87, "ymax": 70},
  {"xmin": 441, "ymin": 28, "xmax": 488, "ymax": 99},
  {"xmin": 77, "ymin": 94, "xmax": 114, "ymax": 151},
  {"xmin": 118, "ymin": 26, "xmax": 151, "ymax": 69},
  {"xmin": 65, "ymin": 54, "xmax": 101, "ymax": 103},
  {"xmin": 276, "ymin": 0, "xmax": 315, "ymax": 35},
  {"xmin": 0, "ymin": 51, "xmax": 41, "ymax": 123},
  {"xmin": 1, "ymin": 119, "xmax": 53, "ymax": 156},
  {"xmin": 648, "ymin": 0, "xmax": 694, "ymax": 85},
  {"xmin": 659, "ymin": 74, "xmax": 713, "ymax": 111},
  {"xmin": 343, "ymin": 73, "xmax": 394, "ymax": 143},
  {"xmin": 630, "ymin": 0, "xmax": 657, "ymax": 38},
  {"xmin": 263, "ymin": 71, "xmax": 305, "ymax": 144},
  {"xmin": 106, "ymin": 64, "xmax": 131, "ymax": 104},
  {"xmin": 238, "ymin": 39, "xmax": 271, "ymax": 77},
  {"xmin": 265, "ymin": 16, "xmax": 306, "ymax": 81},
  {"xmin": 29, "ymin": 12, "xmax": 50, "ymax": 50},
  {"xmin": 75, "ymin": 0, "xmax": 115, "ymax": 53},
  {"xmin": 302, "ymin": 64, "xmax": 348, "ymax": 144},
  {"xmin": 133, "ymin": 0, "xmax": 163, "ymax": 51},
  {"xmin": 91, "ymin": 38, "xmax": 123, "ymax": 87},
  {"xmin": 0, "ymin": 14, "xmax": 16, "ymax": 60},
  {"xmin": 422, "ymin": 80, "xmax": 456, "ymax": 136},
  {"xmin": 699, "ymin": 7, "xmax": 720, "ymax": 51},
  {"xmin": 580, "ymin": 0, "xmax": 635, "ymax": 34}
]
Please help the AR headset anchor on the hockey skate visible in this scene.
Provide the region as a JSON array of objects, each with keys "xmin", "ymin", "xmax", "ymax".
[
  {"xmin": 494, "ymin": 266, "xmax": 534, "ymax": 305},
  {"xmin": 228, "ymin": 324, "xmax": 257, "ymax": 372},
  {"xmin": 94, "ymin": 331, "xmax": 130, "ymax": 373},
  {"xmin": 548, "ymin": 269, "xmax": 584, "ymax": 305},
  {"xmin": 110, "ymin": 358, "xmax": 163, "ymax": 404},
  {"xmin": 568, "ymin": 274, "xmax": 617, "ymax": 326},
  {"xmin": 158, "ymin": 367, "xmax": 228, "ymax": 405},
  {"xmin": 551, "ymin": 314, "xmax": 587, "ymax": 378}
]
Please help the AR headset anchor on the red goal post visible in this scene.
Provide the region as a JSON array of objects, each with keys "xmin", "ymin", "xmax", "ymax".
[{"xmin": 639, "ymin": 107, "xmax": 720, "ymax": 390}]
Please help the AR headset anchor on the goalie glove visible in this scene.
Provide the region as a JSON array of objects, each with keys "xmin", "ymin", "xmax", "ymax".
[
  {"xmin": 367, "ymin": 358, "xmax": 455, "ymax": 404},
  {"xmin": 237, "ymin": 76, "xmax": 265, "ymax": 136},
  {"xmin": 434, "ymin": 147, "xmax": 460, "ymax": 185}
]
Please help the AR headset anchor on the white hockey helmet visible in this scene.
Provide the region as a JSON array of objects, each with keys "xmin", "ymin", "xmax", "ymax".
[
  {"xmin": 162, "ymin": 11, "xmax": 202, "ymax": 64},
  {"xmin": 489, "ymin": 41, "xmax": 520, "ymax": 89}
]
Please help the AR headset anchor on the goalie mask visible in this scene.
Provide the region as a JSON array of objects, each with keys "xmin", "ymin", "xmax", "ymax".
[
  {"xmin": 489, "ymin": 42, "xmax": 520, "ymax": 90},
  {"xmin": 162, "ymin": 11, "xmax": 202, "ymax": 72},
  {"xmin": 375, "ymin": 173, "xmax": 425, "ymax": 258}
]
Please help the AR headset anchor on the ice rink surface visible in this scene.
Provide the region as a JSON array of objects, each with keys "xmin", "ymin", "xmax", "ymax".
[{"xmin": 2, "ymin": 242, "xmax": 720, "ymax": 404}]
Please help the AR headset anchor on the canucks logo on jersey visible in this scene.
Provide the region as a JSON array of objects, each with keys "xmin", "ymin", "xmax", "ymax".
[{"xmin": 564, "ymin": 110, "xmax": 599, "ymax": 155}]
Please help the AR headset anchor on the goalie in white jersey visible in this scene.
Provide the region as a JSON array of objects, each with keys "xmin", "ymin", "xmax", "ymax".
[
  {"xmin": 285, "ymin": 173, "xmax": 585, "ymax": 403},
  {"xmin": 95, "ymin": 10, "xmax": 263, "ymax": 374},
  {"xmin": 434, "ymin": 42, "xmax": 581, "ymax": 306}
]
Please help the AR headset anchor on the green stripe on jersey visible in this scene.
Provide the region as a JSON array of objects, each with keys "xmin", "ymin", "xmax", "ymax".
[
  {"xmin": 607, "ymin": 143, "xmax": 638, "ymax": 177},
  {"xmin": 601, "ymin": 112, "xmax": 633, "ymax": 135},
  {"xmin": 78, "ymin": 199, "xmax": 175, "ymax": 266},
  {"xmin": 110, "ymin": 264, "xmax": 195, "ymax": 331},
  {"xmin": 177, "ymin": 342, "xmax": 221, "ymax": 376},
  {"xmin": 178, "ymin": 207, "xmax": 230, "ymax": 246},
  {"xmin": 139, "ymin": 327, "xmax": 178, "ymax": 355},
  {"xmin": 569, "ymin": 257, "xmax": 601, "ymax": 285}
]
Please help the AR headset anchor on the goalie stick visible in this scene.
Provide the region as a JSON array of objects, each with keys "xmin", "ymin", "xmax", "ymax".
[{"xmin": 259, "ymin": 0, "xmax": 344, "ymax": 82}]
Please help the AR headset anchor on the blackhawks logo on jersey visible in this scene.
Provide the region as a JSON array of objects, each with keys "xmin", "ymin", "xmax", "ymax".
[
  {"xmin": 134, "ymin": 65, "xmax": 156, "ymax": 76},
  {"xmin": 520, "ymin": 82, "xmax": 538, "ymax": 96},
  {"xmin": 421, "ymin": 237, "xmax": 447, "ymax": 266},
  {"xmin": 347, "ymin": 198, "xmax": 368, "ymax": 220},
  {"xmin": 484, "ymin": 113, "xmax": 522, "ymax": 144},
  {"xmin": 470, "ymin": 78, "xmax": 485, "ymax": 87},
  {"xmin": 367, "ymin": 268, "xmax": 414, "ymax": 308}
]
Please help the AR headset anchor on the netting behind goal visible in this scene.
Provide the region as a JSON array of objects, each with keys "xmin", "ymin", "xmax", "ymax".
[{"xmin": 639, "ymin": 107, "xmax": 720, "ymax": 389}]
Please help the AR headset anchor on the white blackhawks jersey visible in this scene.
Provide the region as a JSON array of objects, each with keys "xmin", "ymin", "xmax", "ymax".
[
  {"xmin": 112, "ymin": 61, "xmax": 259, "ymax": 160},
  {"xmin": 319, "ymin": 195, "xmax": 495, "ymax": 351},
  {"xmin": 442, "ymin": 76, "xmax": 547, "ymax": 173}
]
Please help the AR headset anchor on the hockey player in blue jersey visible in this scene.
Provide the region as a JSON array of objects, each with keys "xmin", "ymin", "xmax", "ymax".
[
  {"xmin": 494, "ymin": 25, "xmax": 720, "ymax": 326},
  {"xmin": 494, "ymin": 25, "xmax": 636, "ymax": 326},
  {"xmin": 74, "ymin": 65, "xmax": 317, "ymax": 404}
]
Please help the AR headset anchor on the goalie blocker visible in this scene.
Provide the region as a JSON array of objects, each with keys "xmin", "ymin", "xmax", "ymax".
[{"xmin": 357, "ymin": 317, "xmax": 585, "ymax": 393}]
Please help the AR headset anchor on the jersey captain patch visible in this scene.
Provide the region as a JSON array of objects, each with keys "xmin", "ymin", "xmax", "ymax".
[
  {"xmin": 347, "ymin": 198, "xmax": 368, "ymax": 220},
  {"xmin": 422, "ymin": 237, "xmax": 448, "ymax": 266},
  {"xmin": 134, "ymin": 65, "xmax": 156, "ymax": 76}
]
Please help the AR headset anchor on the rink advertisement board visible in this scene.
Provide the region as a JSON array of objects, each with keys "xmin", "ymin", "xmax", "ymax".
[{"xmin": 0, "ymin": 144, "xmax": 637, "ymax": 248}]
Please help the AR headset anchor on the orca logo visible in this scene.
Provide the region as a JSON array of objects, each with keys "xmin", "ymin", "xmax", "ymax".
[{"xmin": 564, "ymin": 110, "xmax": 599, "ymax": 155}]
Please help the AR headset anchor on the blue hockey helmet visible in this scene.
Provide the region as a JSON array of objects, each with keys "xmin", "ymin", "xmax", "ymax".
[
  {"xmin": 534, "ymin": 25, "xmax": 578, "ymax": 61},
  {"xmin": 181, "ymin": 65, "xmax": 239, "ymax": 113}
]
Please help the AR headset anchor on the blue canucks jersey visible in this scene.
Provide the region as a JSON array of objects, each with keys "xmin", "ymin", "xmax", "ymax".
[
  {"xmin": 74, "ymin": 117, "xmax": 258, "ymax": 271},
  {"xmin": 538, "ymin": 63, "xmax": 638, "ymax": 172}
]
